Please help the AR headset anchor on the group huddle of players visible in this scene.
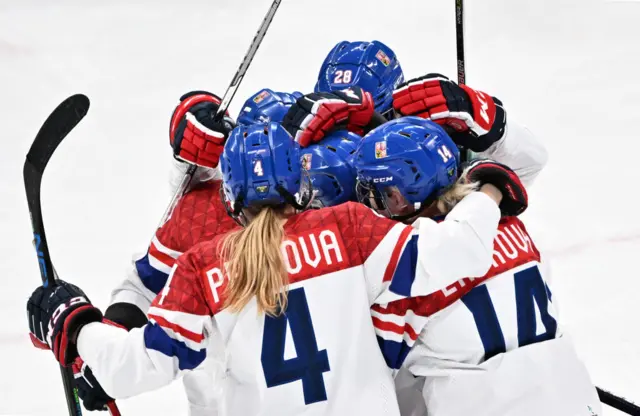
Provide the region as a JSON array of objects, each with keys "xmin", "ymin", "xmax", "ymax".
[{"xmin": 26, "ymin": 40, "xmax": 604, "ymax": 416}]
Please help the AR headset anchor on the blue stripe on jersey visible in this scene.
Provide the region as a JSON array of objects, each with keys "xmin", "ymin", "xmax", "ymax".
[
  {"xmin": 376, "ymin": 336, "xmax": 412, "ymax": 370},
  {"xmin": 389, "ymin": 235, "xmax": 419, "ymax": 297},
  {"xmin": 135, "ymin": 254, "xmax": 170, "ymax": 294},
  {"xmin": 144, "ymin": 322, "xmax": 205, "ymax": 371}
]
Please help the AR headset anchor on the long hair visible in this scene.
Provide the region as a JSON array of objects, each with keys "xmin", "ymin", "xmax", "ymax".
[
  {"xmin": 219, "ymin": 206, "xmax": 289, "ymax": 316},
  {"xmin": 435, "ymin": 165, "xmax": 481, "ymax": 214}
]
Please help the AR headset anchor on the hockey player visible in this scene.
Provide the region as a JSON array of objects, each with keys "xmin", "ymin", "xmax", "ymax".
[
  {"xmin": 353, "ymin": 118, "xmax": 601, "ymax": 416},
  {"xmin": 27, "ymin": 121, "xmax": 519, "ymax": 415},
  {"xmin": 70, "ymin": 87, "xmax": 355, "ymax": 413}
]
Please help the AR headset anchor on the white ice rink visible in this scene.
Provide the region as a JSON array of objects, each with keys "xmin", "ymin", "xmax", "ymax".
[{"xmin": 1, "ymin": 0, "xmax": 639, "ymax": 414}]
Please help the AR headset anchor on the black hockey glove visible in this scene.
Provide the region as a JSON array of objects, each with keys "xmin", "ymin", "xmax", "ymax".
[
  {"xmin": 27, "ymin": 280, "xmax": 103, "ymax": 365},
  {"xmin": 463, "ymin": 159, "xmax": 528, "ymax": 216}
]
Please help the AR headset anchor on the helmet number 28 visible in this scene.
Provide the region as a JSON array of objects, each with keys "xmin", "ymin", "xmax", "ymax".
[{"xmin": 333, "ymin": 70, "xmax": 353, "ymax": 84}]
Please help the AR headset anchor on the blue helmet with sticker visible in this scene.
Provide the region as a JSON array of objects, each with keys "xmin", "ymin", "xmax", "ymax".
[
  {"xmin": 236, "ymin": 89, "xmax": 303, "ymax": 126},
  {"xmin": 315, "ymin": 40, "xmax": 404, "ymax": 118},
  {"xmin": 353, "ymin": 117, "xmax": 459, "ymax": 221},
  {"xmin": 220, "ymin": 122, "xmax": 312, "ymax": 224},
  {"xmin": 302, "ymin": 130, "xmax": 361, "ymax": 208}
]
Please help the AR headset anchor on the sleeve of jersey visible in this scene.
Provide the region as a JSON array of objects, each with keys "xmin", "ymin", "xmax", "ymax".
[
  {"xmin": 360, "ymin": 192, "xmax": 500, "ymax": 305},
  {"xmin": 134, "ymin": 229, "xmax": 184, "ymax": 295},
  {"xmin": 479, "ymin": 119, "xmax": 549, "ymax": 188},
  {"xmin": 77, "ymin": 252, "xmax": 216, "ymax": 399}
]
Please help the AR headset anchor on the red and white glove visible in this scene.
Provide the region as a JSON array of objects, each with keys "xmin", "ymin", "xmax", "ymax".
[
  {"xmin": 393, "ymin": 74, "xmax": 506, "ymax": 152},
  {"xmin": 282, "ymin": 86, "xmax": 377, "ymax": 147},
  {"xmin": 169, "ymin": 90, "xmax": 235, "ymax": 168}
]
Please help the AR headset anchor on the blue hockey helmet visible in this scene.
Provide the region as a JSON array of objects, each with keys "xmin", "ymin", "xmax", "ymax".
[
  {"xmin": 353, "ymin": 117, "xmax": 459, "ymax": 221},
  {"xmin": 220, "ymin": 122, "xmax": 313, "ymax": 224},
  {"xmin": 237, "ymin": 89, "xmax": 303, "ymax": 126},
  {"xmin": 302, "ymin": 130, "xmax": 361, "ymax": 208},
  {"xmin": 315, "ymin": 40, "xmax": 404, "ymax": 119}
]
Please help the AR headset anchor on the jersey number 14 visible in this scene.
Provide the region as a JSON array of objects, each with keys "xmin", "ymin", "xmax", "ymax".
[
  {"xmin": 261, "ymin": 288, "xmax": 331, "ymax": 405},
  {"xmin": 462, "ymin": 265, "xmax": 557, "ymax": 361}
]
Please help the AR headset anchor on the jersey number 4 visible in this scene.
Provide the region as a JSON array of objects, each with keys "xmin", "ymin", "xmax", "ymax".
[
  {"xmin": 261, "ymin": 288, "xmax": 331, "ymax": 405},
  {"xmin": 462, "ymin": 265, "xmax": 557, "ymax": 361}
]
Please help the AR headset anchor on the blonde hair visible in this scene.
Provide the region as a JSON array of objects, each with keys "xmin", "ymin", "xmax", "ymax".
[
  {"xmin": 435, "ymin": 165, "xmax": 480, "ymax": 214},
  {"xmin": 219, "ymin": 207, "xmax": 289, "ymax": 316}
]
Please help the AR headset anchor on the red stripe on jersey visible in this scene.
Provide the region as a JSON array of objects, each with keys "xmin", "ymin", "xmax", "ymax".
[
  {"xmin": 382, "ymin": 226, "xmax": 413, "ymax": 283},
  {"xmin": 148, "ymin": 313, "xmax": 204, "ymax": 343},
  {"xmin": 372, "ymin": 316, "xmax": 419, "ymax": 341},
  {"xmin": 149, "ymin": 241, "xmax": 177, "ymax": 268}
]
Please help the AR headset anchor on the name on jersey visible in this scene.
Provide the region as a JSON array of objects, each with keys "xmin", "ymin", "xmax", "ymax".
[
  {"xmin": 281, "ymin": 223, "xmax": 347, "ymax": 283},
  {"xmin": 441, "ymin": 217, "xmax": 540, "ymax": 299},
  {"xmin": 203, "ymin": 224, "xmax": 347, "ymax": 307}
]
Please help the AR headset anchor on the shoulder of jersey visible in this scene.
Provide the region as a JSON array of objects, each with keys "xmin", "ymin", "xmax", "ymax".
[{"xmin": 159, "ymin": 179, "xmax": 239, "ymax": 252}]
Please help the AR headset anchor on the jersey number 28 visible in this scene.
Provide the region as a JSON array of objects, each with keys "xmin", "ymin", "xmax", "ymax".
[
  {"xmin": 462, "ymin": 265, "xmax": 557, "ymax": 361},
  {"xmin": 261, "ymin": 288, "xmax": 331, "ymax": 405}
]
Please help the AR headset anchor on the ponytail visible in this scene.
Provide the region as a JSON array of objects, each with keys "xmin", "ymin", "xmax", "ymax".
[
  {"xmin": 220, "ymin": 207, "xmax": 288, "ymax": 316},
  {"xmin": 435, "ymin": 166, "xmax": 481, "ymax": 214}
]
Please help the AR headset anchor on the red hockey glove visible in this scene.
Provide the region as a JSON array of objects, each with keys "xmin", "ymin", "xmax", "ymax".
[
  {"xmin": 393, "ymin": 74, "xmax": 507, "ymax": 152},
  {"xmin": 27, "ymin": 280, "xmax": 103, "ymax": 366},
  {"xmin": 282, "ymin": 86, "xmax": 376, "ymax": 147},
  {"xmin": 169, "ymin": 91, "xmax": 236, "ymax": 168},
  {"xmin": 462, "ymin": 159, "xmax": 528, "ymax": 216}
]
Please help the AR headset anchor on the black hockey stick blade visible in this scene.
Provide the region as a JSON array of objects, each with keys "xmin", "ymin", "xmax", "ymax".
[
  {"xmin": 26, "ymin": 94, "xmax": 90, "ymax": 174},
  {"xmin": 597, "ymin": 387, "xmax": 640, "ymax": 415}
]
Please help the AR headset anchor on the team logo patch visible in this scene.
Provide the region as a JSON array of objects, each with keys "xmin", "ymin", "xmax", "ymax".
[
  {"xmin": 376, "ymin": 50, "xmax": 391, "ymax": 66},
  {"xmin": 255, "ymin": 184, "xmax": 269, "ymax": 194},
  {"xmin": 253, "ymin": 90, "xmax": 270, "ymax": 104},
  {"xmin": 302, "ymin": 153, "xmax": 312, "ymax": 171},
  {"xmin": 375, "ymin": 141, "xmax": 387, "ymax": 159}
]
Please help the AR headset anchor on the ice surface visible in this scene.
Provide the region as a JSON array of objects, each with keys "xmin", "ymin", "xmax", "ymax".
[{"xmin": 1, "ymin": 0, "xmax": 639, "ymax": 414}]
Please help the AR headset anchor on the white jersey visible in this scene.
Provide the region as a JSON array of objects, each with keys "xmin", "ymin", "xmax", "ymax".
[
  {"xmin": 78, "ymin": 195, "xmax": 500, "ymax": 416},
  {"xmin": 389, "ymin": 217, "xmax": 601, "ymax": 416}
]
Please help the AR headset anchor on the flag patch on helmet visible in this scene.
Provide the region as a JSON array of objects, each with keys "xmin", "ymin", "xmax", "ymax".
[
  {"xmin": 253, "ymin": 90, "xmax": 270, "ymax": 104},
  {"xmin": 376, "ymin": 50, "xmax": 391, "ymax": 66},
  {"xmin": 375, "ymin": 141, "xmax": 387, "ymax": 159},
  {"xmin": 302, "ymin": 153, "xmax": 312, "ymax": 171}
]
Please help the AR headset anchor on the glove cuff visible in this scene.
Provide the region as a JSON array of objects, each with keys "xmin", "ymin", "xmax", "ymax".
[{"xmin": 59, "ymin": 305, "xmax": 103, "ymax": 365}]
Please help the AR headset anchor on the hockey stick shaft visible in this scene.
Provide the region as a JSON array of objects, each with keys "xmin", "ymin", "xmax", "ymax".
[
  {"xmin": 455, "ymin": 0, "xmax": 475, "ymax": 163},
  {"xmin": 455, "ymin": 0, "xmax": 466, "ymax": 86},
  {"xmin": 157, "ymin": 0, "xmax": 282, "ymax": 226}
]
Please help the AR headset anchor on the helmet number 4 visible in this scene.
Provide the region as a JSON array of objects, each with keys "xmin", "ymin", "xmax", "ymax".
[
  {"xmin": 333, "ymin": 70, "xmax": 352, "ymax": 84},
  {"xmin": 253, "ymin": 159, "xmax": 264, "ymax": 177}
]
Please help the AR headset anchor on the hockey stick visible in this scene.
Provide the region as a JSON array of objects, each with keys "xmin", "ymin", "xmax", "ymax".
[
  {"xmin": 597, "ymin": 386, "xmax": 640, "ymax": 415},
  {"xmin": 454, "ymin": 0, "xmax": 475, "ymax": 163},
  {"xmin": 23, "ymin": 95, "xmax": 121, "ymax": 416},
  {"xmin": 158, "ymin": 0, "xmax": 282, "ymax": 226}
]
